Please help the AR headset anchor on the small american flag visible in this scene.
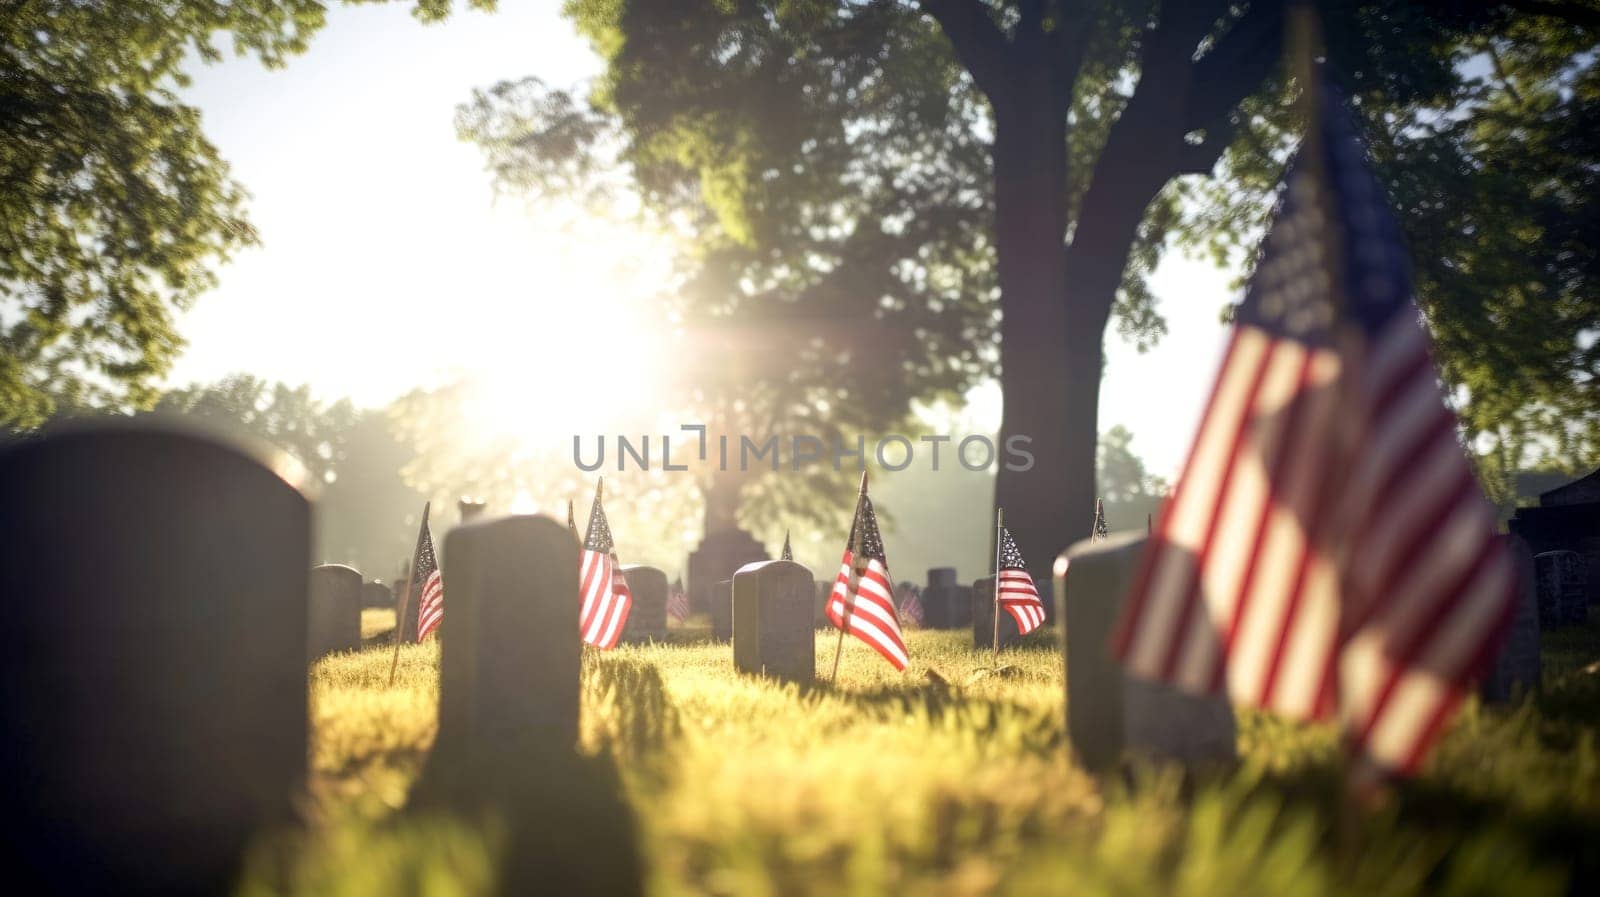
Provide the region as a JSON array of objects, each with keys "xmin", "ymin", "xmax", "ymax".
[
  {"xmin": 666, "ymin": 578, "xmax": 690, "ymax": 623},
  {"xmin": 898, "ymin": 584, "xmax": 925, "ymax": 627},
  {"xmin": 579, "ymin": 479, "xmax": 633, "ymax": 649},
  {"xmin": 780, "ymin": 530, "xmax": 793, "ymax": 562},
  {"xmin": 413, "ymin": 514, "xmax": 444, "ymax": 642},
  {"xmin": 997, "ymin": 527, "xmax": 1047, "ymax": 636},
  {"xmin": 1112, "ymin": 73, "xmax": 1513, "ymax": 775},
  {"xmin": 826, "ymin": 489, "xmax": 908, "ymax": 671},
  {"xmin": 1092, "ymin": 498, "xmax": 1109, "ymax": 541}
]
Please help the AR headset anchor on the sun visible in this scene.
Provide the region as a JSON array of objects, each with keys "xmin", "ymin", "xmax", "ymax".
[{"xmin": 455, "ymin": 209, "xmax": 680, "ymax": 454}]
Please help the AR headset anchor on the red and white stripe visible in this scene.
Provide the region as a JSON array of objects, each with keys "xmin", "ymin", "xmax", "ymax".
[
  {"xmin": 1113, "ymin": 313, "xmax": 1513, "ymax": 774},
  {"xmin": 826, "ymin": 550, "xmax": 908, "ymax": 671},
  {"xmin": 580, "ymin": 549, "xmax": 633, "ymax": 649},
  {"xmin": 997, "ymin": 569, "xmax": 1046, "ymax": 636},
  {"xmin": 666, "ymin": 588, "xmax": 690, "ymax": 623},
  {"xmin": 415, "ymin": 569, "xmax": 444, "ymax": 641}
]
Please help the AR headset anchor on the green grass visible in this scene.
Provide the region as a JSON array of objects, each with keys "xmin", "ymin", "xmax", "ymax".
[{"xmin": 240, "ymin": 617, "xmax": 1600, "ymax": 896}]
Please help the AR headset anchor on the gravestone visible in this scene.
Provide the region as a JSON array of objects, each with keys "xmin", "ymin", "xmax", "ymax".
[
  {"xmin": 970, "ymin": 576, "xmax": 1023, "ymax": 650},
  {"xmin": 1057, "ymin": 533, "xmax": 1236, "ymax": 771},
  {"xmin": 923, "ymin": 567, "xmax": 969, "ymax": 629},
  {"xmin": 458, "ymin": 496, "xmax": 487, "ymax": 524},
  {"xmin": 0, "ymin": 422, "xmax": 311, "ymax": 894},
  {"xmin": 362, "ymin": 579, "xmax": 393, "ymax": 609},
  {"xmin": 619, "ymin": 565, "xmax": 668, "ymax": 644},
  {"xmin": 710, "ymin": 579, "xmax": 734, "ymax": 641},
  {"xmin": 687, "ymin": 527, "xmax": 767, "ymax": 618},
  {"xmin": 1534, "ymin": 550, "xmax": 1587, "ymax": 627},
  {"xmin": 417, "ymin": 515, "xmax": 580, "ymax": 799},
  {"xmin": 1508, "ymin": 467, "xmax": 1600, "ymax": 611},
  {"xmin": 1482, "ymin": 534, "xmax": 1541, "ymax": 703},
  {"xmin": 732, "ymin": 560, "xmax": 816, "ymax": 683},
  {"xmin": 309, "ymin": 563, "xmax": 363, "ymax": 660}
]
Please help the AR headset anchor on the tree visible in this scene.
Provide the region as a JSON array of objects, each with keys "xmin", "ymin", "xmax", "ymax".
[
  {"xmin": 155, "ymin": 374, "xmax": 425, "ymax": 575},
  {"xmin": 154, "ymin": 374, "xmax": 358, "ymax": 485},
  {"xmin": 1096, "ymin": 423, "xmax": 1167, "ymax": 531},
  {"xmin": 533, "ymin": 0, "xmax": 1597, "ymax": 570},
  {"xmin": 1, "ymin": 0, "xmax": 495, "ymax": 431},
  {"xmin": 457, "ymin": 71, "xmax": 989, "ymax": 544}
]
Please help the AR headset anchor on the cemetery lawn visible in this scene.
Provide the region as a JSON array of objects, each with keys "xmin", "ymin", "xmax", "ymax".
[{"xmin": 245, "ymin": 620, "xmax": 1600, "ymax": 896}]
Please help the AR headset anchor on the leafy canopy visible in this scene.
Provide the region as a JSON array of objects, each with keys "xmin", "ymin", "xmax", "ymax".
[{"xmin": 1, "ymin": 0, "xmax": 495, "ymax": 430}]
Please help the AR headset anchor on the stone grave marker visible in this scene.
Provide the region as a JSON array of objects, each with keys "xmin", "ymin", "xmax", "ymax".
[
  {"xmin": 1482, "ymin": 534, "xmax": 1541, "ymax": 703},
  {"xmin": 619, "ymin": 565, "xmax": 668, "ymax": 644},
  {"xmin": 309, "ymin": 563, "xmax": 362, "ymax": 660},
  {"xmin": 0, "ymin": 422, "xmax": 311, "ymax": 894},
  {"xmin": 732, "ymin": 560, "xmax": 816, "ymax": 683},
  {"xmin": 1535, "ymin": 550, "xmax": 1588, "ymax": 627},
  {"xmin": 1057, "ymin": 533, "xmax": 1235, "ymax": 771},
  {"xmin": 362, "ymin": 579, "xmax": 393, "ymax": 608},
  {"xmin": 710, "ymin": 578, "xmax": 734, "ymax": 641},
  {"xmin": 417, "ymin": 514, "xmax": 580, "ymax": 799},
  {"xmin": 923, "ymin": 567, "xmax": 965, "ymax": 629},
  {"xmin": 970, "ymin": 575, "xmax": 1022, "ymax": 650},
  {"xmin": 688, "ymin": 527, "xmax": 766, "ymax": 617}
]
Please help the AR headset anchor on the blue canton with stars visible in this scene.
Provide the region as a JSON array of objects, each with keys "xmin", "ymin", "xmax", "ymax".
[{"xmin": 1237, "ymin": 74, "xmax": 1417, "ymax": 345}]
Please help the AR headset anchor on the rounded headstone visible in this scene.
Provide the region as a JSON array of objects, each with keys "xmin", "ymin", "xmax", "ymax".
[
  {"xmin": 0, "ymin": 423, "xmax": 311, "ymax": 893},
  {"xmin": 733, "ymin": 560, "xmax": 816, "ymax": 683},
  {"xmin": 309, "ymin": 563, "xmax": 363, "ymax": 660},
  {"xmin": 1057, "ymin": 533, "xmax": 1235, "ymax": 771}
]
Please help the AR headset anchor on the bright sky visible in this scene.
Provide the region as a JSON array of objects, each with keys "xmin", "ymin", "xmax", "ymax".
[{"xmin": 169, "ymin": 0, "xmax": 1235, "ymax": 481}]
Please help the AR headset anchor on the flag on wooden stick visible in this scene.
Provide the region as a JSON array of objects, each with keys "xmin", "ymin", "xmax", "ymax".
[
  {"xmin": 666, "ymin": 577, "xmax": 690, "ymax": 623},
  {"xmin": 1111, "ymin": 70, "xmax": 1513, "ymax": 776},
  {"xmin": 413, "ymin": 510, "xmax": 444, "ymax": 641},
  {"xmin": 826, "ymin": 477, "xmax": 908, "ymax": 671},
  {"xmin": 579, "ymin": 478, "xmax": 633, "ymax": 649},
  {"xmin": 899, "ymin": 585, "xmax": 925, "ymax": 628},
  {"xmin": 567, "ymin": 499, "xmax": 579, "ymax": 543},
  {"xmin": 996, "ymin": 527, "xmax": 1047, "ymax": 636}
]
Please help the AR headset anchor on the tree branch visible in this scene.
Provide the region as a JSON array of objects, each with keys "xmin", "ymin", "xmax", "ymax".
[
  {"xmin": 917, "ymin": 0, "xmax": 1011, "ymax": 99},
  {"xmin": 1183, "ymin": 0, "xmax": 1287, "ymax": 134},
  {"xmin": 1503, "ymin": 0, "xmax": 1600, "ymax": 30}
]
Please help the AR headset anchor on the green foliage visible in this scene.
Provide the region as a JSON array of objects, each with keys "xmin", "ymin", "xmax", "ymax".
[
  {"xmin": 248, "ymin": 618, "xmax": 1600, "ymax": 896},
  {"xmin": 0, "ymin": 1, "xmax": 496, "ymax": 431},
  {"xmin": 154, "ymin": 373, "xmax": 424, "ymax": 575}
]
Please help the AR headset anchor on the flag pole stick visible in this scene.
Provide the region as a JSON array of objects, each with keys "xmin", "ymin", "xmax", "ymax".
[
  {"xmin": 992, "ymin": 508, "xmax": 1004, "ymax": 657},
  {"xmin": 388, "ymin": 501, "xmax": 430, "ymax": 687},
  {"xmin": 829, "ymin": 470, "xmax": 869, "ymax": 682}
]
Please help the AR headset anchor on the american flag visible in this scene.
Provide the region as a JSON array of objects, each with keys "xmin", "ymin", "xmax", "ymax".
[
  {"xmin": 826, "ymin": 489, "xmax": 908, "ymax": 670},
  {"xmin": 898, "ymin": 583, "xmax": 925, "ymax": 627},
  {"xmin": 780, "ymin": 530, "xmax": 793, "ymax": 562},
  {"xmin": 997, "ymin": 527, "xmax": 1047, "ymax": 636},
  {"xmin": 1111, "ymin": 74, "xmax": 1513, "ymax": 776},
  {"xmin": 1092, "ymin": 499, "xmax": 1109, "ymax": 541},
  {"xmin": 413, "ymin": 513, "xmax": 444, "ymax": 642},
  {"xmin": 666, "ymin": 578, "xmax": 690, "ymax": 623},
  {"xmin": 579, "ymin": 480, "xmax": 633, "ymax": 649}
]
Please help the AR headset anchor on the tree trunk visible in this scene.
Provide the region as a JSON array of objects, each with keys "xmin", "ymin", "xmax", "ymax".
[
  {"xmin": 991, "ymin": 63, "xmax": 1194, "ymax": 571},
  {"xmin": 989, "ymin": 85, "xmax": 1086, "ymax": 574}
]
